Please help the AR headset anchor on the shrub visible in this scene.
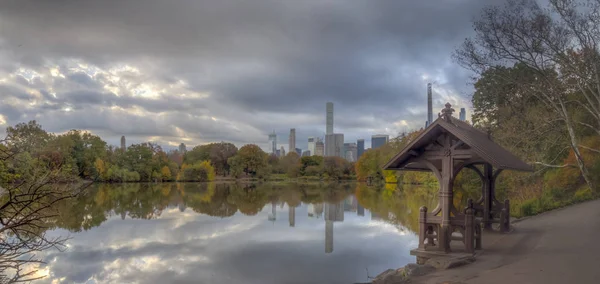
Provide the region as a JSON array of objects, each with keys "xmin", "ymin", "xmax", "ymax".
[{"xmin": 177, "ymin": 161, "xmax": 216, "ymax": 182}]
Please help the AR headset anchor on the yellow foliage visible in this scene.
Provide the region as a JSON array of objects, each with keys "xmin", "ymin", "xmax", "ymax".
[{"xmin": 160, "ymin": 166, "xmax": 172, "ymax": 180}]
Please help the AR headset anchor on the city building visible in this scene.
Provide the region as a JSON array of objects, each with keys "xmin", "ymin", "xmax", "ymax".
[
  {"xmin": 326, "ymin": 102, "xmax": 334, "ymax": 135},
  {"xmin": 344, "ymin": 142, "xmax": 358, "ymax": 162},
  {"xmin": 307, "ymin": 137, "xmax": 316, "ymax": 156},
  {"xmin": 427, "ymin": 83, "xmax": 433, "ymax": 126},
  {"xmin": 459, "ymin": 108, "xmax": 466, "ymax": 121},
  {"xmin": 179, "ymin": 143, "xmax": 187, "ymax": 153},
  {"xmin": 308, "ymin": 203, "xmax": 324, "ymax": 218},
  {"xmin": 295, "ymin": 148, "xmax": 302, "ymax": 156},
  {"xmin": 371, "ymin": 134, "xmax": 389, "ymax": 149},
  {"xmin": 268, "ymin": 131, "xmax": 277, "ymax": 154},
  {"xmin": 280, "ymin": 146, "xmax": 286, "ymax": 157},
  {"xmin": 302, "ymin": 150, "xmax": 311, "ymax": 157},
  {"xmin": 289, "ymin": 128, "xmax": 296, "ymax": 155},
  {"xmin": 120, "ymin": 136, "xmax": 126, "ymax": 151},
  {"xmin": 315, "ymin": 139, "xmax": 324, "ymax": 156},
  {"xmin": 324, "ymin": 201, "xmax": 344, "ymax": 254},
  {"xmin": 268, "ymin": 201, "xmax": 277, "ymax": 222},
  {"xmin": 325, "ymin": 133, "xmax": 344, "ymax": 158},
  {"xmin": 289, "ymin": 205, "xmax": 295, "ymax": 227},
  {"xmin": 357, "ymin": 139, "xmax": 364, "ymax": 160},
  {"xmin": 276, "ymin": 149, "xmax": 281, "ymax": 157}
]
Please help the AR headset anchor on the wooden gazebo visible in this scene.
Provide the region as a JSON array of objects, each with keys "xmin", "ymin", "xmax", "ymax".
[{"xmin": 383, "ymin": 103, "xmax": 532, "ymax": 261}]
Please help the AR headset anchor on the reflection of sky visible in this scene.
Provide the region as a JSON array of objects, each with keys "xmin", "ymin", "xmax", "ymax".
[{"xmin": 40, "ymin": 197, "xmax": 417, "ymax": 284}]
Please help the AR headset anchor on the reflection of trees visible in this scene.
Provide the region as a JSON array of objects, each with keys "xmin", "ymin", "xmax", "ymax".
[
  {"xmin": 355, "ymin": 184, "xmax": 438, "ymax": 232},
  {"xmin": 54, "ymin": 182, "xmax": 358, "ymax": 231}
]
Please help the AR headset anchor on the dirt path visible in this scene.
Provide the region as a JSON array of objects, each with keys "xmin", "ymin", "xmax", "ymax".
[{"xmin": 412, "ymin": 199, "xmax": 600, "ymax": 284}]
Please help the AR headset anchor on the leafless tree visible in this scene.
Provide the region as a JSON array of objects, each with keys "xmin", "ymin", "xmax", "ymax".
[
  {"xmin": 0, "ymin": 139, "xmax": 87, "ymax": 283},
  {"xmin": 455, "ymin": 0, "xmax": 600, "ymax": 189}
]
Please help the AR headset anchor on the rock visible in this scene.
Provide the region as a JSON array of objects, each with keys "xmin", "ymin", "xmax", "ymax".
[
  {"xmin": 372, "ymin": 263, "xmax": 436, "ymax": 284},
  {"xmin": 425, "ymin": 256, "xmax": 475, "ymax": 270},
  {"xmin": 372, "ymin": 268, "xmax": 408, "ymax": 284},
  {"xmin": 404, "ymin": 263, "xmax": 435, "ymax": 277}
]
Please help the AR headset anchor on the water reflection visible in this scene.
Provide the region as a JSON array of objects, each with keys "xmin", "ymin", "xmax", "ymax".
[{"xmin": 39, "ymin": 182, "xmax": 438, "ymax": 284}]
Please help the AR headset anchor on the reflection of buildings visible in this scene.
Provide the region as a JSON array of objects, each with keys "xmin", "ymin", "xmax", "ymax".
[
  {"xmin": 289, "ymin": 205, "xmax": 296, "ymax": 227},
  {"xmin": 324, "ymin": 201, "xmax": 344, "ymax": 253},
  {"xmin": 357, "ymin": 203, "xmax": 365, "ymax": 216},
  {"xmin": 268, "ymin": 201, "xmax": 277, "ymax": 222},
  {"xmin": 344, "ymin": 195, "xmax": 358, "ymax": 212},
  {"xmin": 325, "ymin": 220, "xmax": 333, "ymax": 253},
  {"xmin": 371, "ymin": 211, "xmax": 382, "ymax": 221}
]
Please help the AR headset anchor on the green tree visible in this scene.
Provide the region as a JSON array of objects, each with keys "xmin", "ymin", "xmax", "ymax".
[
  {"xmin": 281, "ymin": 152, "xmax": 301, "ymax": 177},
  {"xmin": 230, "ymin": 144, "xmax": 269, "ymax": 178},
  {"xmin": 5, "ymin": 120, "xmax": 51, "ymax": 154},
  {"xmin": 209, "ymin": 142, "xmax": 238, "ymax": 176}
]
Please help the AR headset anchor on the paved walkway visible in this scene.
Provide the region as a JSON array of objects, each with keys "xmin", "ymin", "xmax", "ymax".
[{"xmin": 413, "ymin": 199, "xmax": 600, "ymax": 284}]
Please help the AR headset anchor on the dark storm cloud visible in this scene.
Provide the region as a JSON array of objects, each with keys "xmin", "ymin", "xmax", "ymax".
[{"xmin": 0, "ymin": 0, "xmax": 504, "ymax": 148}]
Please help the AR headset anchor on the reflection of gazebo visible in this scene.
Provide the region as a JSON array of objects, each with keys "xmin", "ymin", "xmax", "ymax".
[{"xmin": 384, "ymin": 103, "xmax": 532, "ymax": 262}]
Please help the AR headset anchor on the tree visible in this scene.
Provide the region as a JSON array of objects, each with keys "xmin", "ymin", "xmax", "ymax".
[
  {"xmin": 209, "ymin": 142, "xmax": 238, "ymax": 176},
  {"xmin": 5, "ymin": 121, "xmax": 51, "ymax": 154},
  {"xmin": 300, "ymin": 156, "xmax": 323, "ymax": 176},
  {"xmin": 177, "ymin": 161, "xmax": 215, "ymax": 182},
  {"xmin": 0, "ymin": 138, "xmax": 84, "ymax": 283},
  {"xmin": 184, "ymin": 144, "xmax": 212, "ymax": 164},
  {"xmin": 230, "ymin": 144, "xmax": 269, "ymax": 178},
  {"xmin": 280, "ymin": 152, "xmax": 301, "ymax": 177},
  {"xmin": 455, "ymin": 0, "xmax": 600, "ymax": 190},
  {"xmin": 160, "ymin": 166, "xmax": 172, "ymax": 181}
]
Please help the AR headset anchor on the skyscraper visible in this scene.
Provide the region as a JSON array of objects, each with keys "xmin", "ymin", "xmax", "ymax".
[
  {"xmin": 289, "ymin": 128, "xmax": 296, "ymax": 155},
  {"xmin": 315, "ymin": 139, "xmax": 324, "ymax": 156},
  {"xmin": 326, "ymin": 102, "xmax": 334, "ymax": 135},
  {"xmin": 268, "ymin": 131, "xmax": 277, "ymax": 154},
  {"xmin": 371, "ymin": 134, "xmax": 389, "ymax": 149},
  {"xmin": 357, "ymin": 139, "xmax": 365, "ymax": 159},
  {"xmin": 179, "ymin": 143, "xmax": 187, "ymax": 153},
  {"xmin": 325, "ymin": 133, "xmax": 344, "ymax": 157},
  {"xmin": 307, "ymin": 137, "xmax": 316, "ymax": 156},
  {"xmin": 289, "ymin": 205, "xmax": 296, "ymax": 227},
  {"xmin": 427, "ymin": 83, "xmax": 433, "ymax": 126},
  {"xmin": 280, "ymin": 146, "xmax": 286, "ymax": 157},
  {"xmin": 324, "ymin": 201, "xmax": 344, "ymax": 254},
  {"xmin": 459, "ymin": 108, "xmax": 466, "ymax": 121},
  {"xmin": 295, "ymin": 148, "xmax": 302, "ymax": 156},
  {"xmin": 120, "ymin": 136, "xmax": 126, "ymax": 151},
  {"xmin": 344, "ymin": 142, "xmax": 358, "ymax": 162}
]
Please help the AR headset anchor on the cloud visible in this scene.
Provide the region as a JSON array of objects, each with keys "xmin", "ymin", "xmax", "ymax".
[
  {"xmin": 38, "ymin": 202, "xmax": 415, "ymax": 284},
  {"xmin": 0, "ymin": 0, "xmax": 501, "ymax": 150}
]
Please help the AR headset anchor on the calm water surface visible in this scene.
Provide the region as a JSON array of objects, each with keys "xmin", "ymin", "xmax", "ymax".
[{"xmin": 40, "ymin": 182, "xmax": 437, "ymax": 284}]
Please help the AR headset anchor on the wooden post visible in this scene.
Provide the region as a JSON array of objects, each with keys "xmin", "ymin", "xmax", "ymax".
[
  {"xmin": 503, "ymin": 199, "xmax": 510, "ymax": 232},
  {"xmin": 475, "ymin": 223, "xmax": 482, "ymax": 250},
  {"xmin": 439, "ymin": 133, "xmax": 453, "ymax": 252},
  {"xmin": 465, "ymin": 199, "xmax": 475, "ymax": 253},
  {"xmin": 419, "ymin": 206, "xmax": 427, "ymax": 249},
  {"xmin": 483, "ymin": 163, "xmax": 493, "ymax": 230}
]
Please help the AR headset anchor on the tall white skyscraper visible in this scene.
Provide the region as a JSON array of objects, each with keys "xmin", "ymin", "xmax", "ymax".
[
  {"xmin": 307, "ymin": 137, "xmax": 316, "ymax": 156},
  {"xmin": 289, "ymin": 128, "xmax": 296, "ymax": 155},
  {"xmin": 326, "ymin": 102, "xmax": 334, "ymax": 135},
  {"xmin": 427, "ymin": 83, "xmax": 433, "ymax": 126},
  {"xmin": 459, "ymin": 108, "xmax": 466, "ymax": 121},
  {"xmin": 325, "ymin": 133, "xmax": 344, "ymax": 157},
  {"xmin": 268, "ymin": 131, "xmax": 277, "ymax": 154}
]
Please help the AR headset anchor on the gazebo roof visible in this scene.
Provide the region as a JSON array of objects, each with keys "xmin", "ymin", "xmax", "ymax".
[{"xmin": 383, "ymin": 112, "xmax": 533, "ymax": 172}]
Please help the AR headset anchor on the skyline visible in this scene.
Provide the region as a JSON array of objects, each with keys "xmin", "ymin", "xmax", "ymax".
[{"xmin": 0, "ymin": 0, "xmax": 480, "ymax": 152}]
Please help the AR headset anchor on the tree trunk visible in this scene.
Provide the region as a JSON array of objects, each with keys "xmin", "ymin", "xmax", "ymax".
[{"xmin": 561, "ymin": 99, "xmax": 594, "ymax": 190}]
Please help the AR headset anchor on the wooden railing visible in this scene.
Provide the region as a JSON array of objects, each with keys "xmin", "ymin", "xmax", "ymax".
[{"xmin": 418, "ymin": 199, "xmax": 482, "ymax": 253}]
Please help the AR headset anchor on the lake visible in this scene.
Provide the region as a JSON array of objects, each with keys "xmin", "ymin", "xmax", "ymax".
[{"xmin": 38, "ymin": 182, "xmax": 438, "ymax": 284}]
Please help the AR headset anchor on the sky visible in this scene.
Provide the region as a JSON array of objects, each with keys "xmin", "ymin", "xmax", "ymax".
[
  {"xmin": 37, "ymin": 199, "xmax": 416, "ymax": 284},
  {"xmin": 0, "ymin": 0, "xmax": 505, "ymax": 152}
]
